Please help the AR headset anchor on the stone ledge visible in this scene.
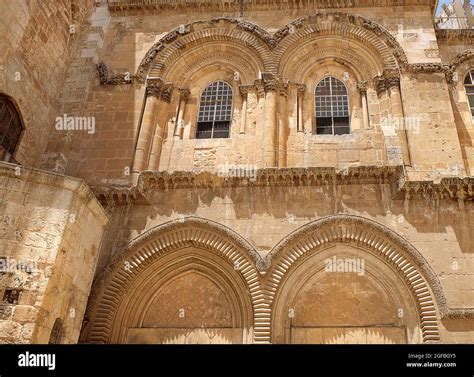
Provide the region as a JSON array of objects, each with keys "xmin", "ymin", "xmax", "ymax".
[
  {"xmin": 0, "ymin": 162, "xmax": 109, "ymax": 226},
  {"xmin": 90, "ymin": 165, "xmax": 474, "ymax": 207}
]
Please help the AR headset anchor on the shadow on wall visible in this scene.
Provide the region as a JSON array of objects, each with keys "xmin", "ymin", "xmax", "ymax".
[{"xmin": 116, "ymin": 183, "xmax": 472, "ymax": 256}]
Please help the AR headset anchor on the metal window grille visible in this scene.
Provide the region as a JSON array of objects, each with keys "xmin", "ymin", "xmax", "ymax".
[
  {"xmin": 465, "ymin": 71, "xmax": 474, "ymax": 118},
  {"xmin": 315, "ymin": 77, "xmax": 350, "ymax": 135},
  {"xmin": 196, "ymin": 81, "xmax": 233, "ymax": 139}
]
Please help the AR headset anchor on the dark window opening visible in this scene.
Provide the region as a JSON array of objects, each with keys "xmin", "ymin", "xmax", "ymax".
[
  {"xmin": 49, "ymin": 318, "xmax": 64, "ymax": 344},
  {"xmin": 315, "ymin": 76, "xmax": 350, "ymax": 135},
  {"xmin": 465, "ymin": 71, "xmax": 474, "ymax": 118},
  {"xmin": 0, "ymin": 95, "xmax": 23, "ymax": 162},
  {"xmin": 196, "ymin": 81, "xmax": 233, "ymax": 139}
]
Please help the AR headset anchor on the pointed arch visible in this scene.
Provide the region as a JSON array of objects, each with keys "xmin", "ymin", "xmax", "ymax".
[
  {"xmin": 264, "ymin": 214, "xmax": 444, "ymax": 343},
  {"xmin": 84, "ymin": 217, "xmax": 266, "ymax": 343}
]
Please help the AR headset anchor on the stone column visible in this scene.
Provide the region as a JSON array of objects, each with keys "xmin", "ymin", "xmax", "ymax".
[
  {"xmin": 357, "ymin": 81, "xmax": 369, "ymax": 130},
  {"xmin": 388, "ymin": 84, "xmax": 412, "ymax": 166},
  {"xmin": 147, "ymin": 84, "xmax": 173, "ymax": 171},
  {"xmin": 278, "ymin": 83, "xmax": 289, "ymax": 167},
  {"xmin": 375, "ymin": 73, "xmax": 403, "ymax": 166},
  {"xmin": 132, "ymin": 79, "xmax": 161, "ymax": 181},
  {"xmin": 296, "ymin": 84, "xmax": 306, "ymax": 133},
  {"xmin": 239, "ymin": 86, "xmax": 250, "ymax": 134},
  {"xmin": 174, "ymin": 88, "xmax": 190, "ymax": 140},
  {"xmin": 262, "ymin": 73, "xmax": 278, "ymax": 167}
]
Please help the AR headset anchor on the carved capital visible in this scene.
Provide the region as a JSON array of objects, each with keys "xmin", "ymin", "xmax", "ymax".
[
  {"xmin": 374, "ymin": 69, "xmax": 400, "ymax": 94},
  {"xmin": 239, "ymin": 85, "xmax": 252, "ymax": 99},
  {"xmin": 145, "ymin": 78, "xmax": 164, "ymax": 98},
  {"xmin": 160, "ymin": 84, "xmax": 173, "ymax": 103},
  {"xmin": 254, "ymin": 79, "xmax": 265, "ymax": 97},
  {"xmin": 278, "ymin": 81, "xmax": 289, "ymax": 98},
  {"xmin": 178, "ymin": 88, "xmax": 190, "ymax": 102},
  {"xmin": 356, "ymin": 81, "xmax": 368, "ymax": 95},
  {"xmin": 296, "ymin": 84, "xmax": 306, "ymax": 97},
  {"xmin": 261, "ymin": 72, "xmax": 279, "ymax": 92}
]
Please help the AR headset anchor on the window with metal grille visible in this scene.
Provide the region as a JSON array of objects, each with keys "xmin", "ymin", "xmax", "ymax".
[
  {"xmin": 315, "ymin": 76, "xmax": 350, "ymax": 135},
  {"xmin": 464, "ymin": 71, "xmax": 474, "ymax": 118},
  {"xmin": 48, "ymin": 318, "xmax": 64, "ymax": 344},
  {"xmin": 0, "ymin": 95, "xmax": 23, "ymax": 162},
  {"xmin": 196, "ymin": 81, "xmax": 233, "ymax": 139}
]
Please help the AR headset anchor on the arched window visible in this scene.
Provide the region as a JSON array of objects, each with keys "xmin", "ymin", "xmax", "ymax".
[
  {"xmin": 464, "ymin": 71, "xmax": 474, "ymax": 118},
  {"xmin": 196, "ymin": 81, "xmax": 233, "ymax": 139},
  {"xmin": 315, "ymin": 77, "xmax": 350, "ymax": 135},
  {"xmin": 0, "ymin": 94, "xmax": 23, "ymax": 162},
  {"xmin": 48, "ymin": 318, "xmax": 64, "ymax": 344}
]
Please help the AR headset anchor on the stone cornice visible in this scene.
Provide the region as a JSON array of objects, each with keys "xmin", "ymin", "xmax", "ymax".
[
  {"xmin": 96, "ymin": 61, "xmax": 134, "ymax": 85},
  {"xmin": 0, "ymin": 162, "xmax": 109, "ymax": 225},
  {"xmin": 436, "ymin": 29, "xmax": 474, "ymax": 45},
  {"xmin": 90, "ymin": 166, "xmax": 474, "ymax": 207},
  {"xmin": 374, "ymin": 69, "xmax": 401, "ymax": 94},
  {"xmin": 395, "ymin": 176, "xmax": 474, "ymax": 200},
  {"xmin": 103, "ymin": 0, "xmax": 436, "ymax": 13}
]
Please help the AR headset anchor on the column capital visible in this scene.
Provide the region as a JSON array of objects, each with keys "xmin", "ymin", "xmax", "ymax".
[
  {"xmin": 374, "ymin": 69, "xmax": 400, "ymax": 94},
  {"xmin": 160, "ymin": 84, "xmax": 173, "ymax": 103},
  {"xmin": 238, "ymin": 85, "xmax": 252, "ymax": 99},
  {"xmin": 178, "ymin": 88, "xmax": 190, "ymax": 101},
  {"xmin": 145, "ymin": 78, "xmax": 164, "ymax": 98},
  {"xmin": 296, "ymin": 83, "xmax": 306, "ymax": 97},
  {"xmin": 261, "ymin": 73, "xmax": 289, "ymax": 95},
  {"xmin": 356, "ymin": 80, "xmax": 368, "ymax": 95}
]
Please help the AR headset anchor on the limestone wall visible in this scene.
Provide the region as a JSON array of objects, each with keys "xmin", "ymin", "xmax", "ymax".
[
  {"xmin": 92, "ymin": 171, "xmax": 474, "ymax": 343},
  {"xmin": 33, "ymin": 3, "xmax": 472, "ymax": 185},
  {"xmin": 0, "ymin": 163, "xmax": 108, "ymax": 343},
  {"xmin": 0, "ymin": 0, "xmax": 94, "ymax": 167}
]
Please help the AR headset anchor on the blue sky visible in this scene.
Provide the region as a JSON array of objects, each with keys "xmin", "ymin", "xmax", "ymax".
[
  {"xmin": 436, "ymin": 0, "xmax": 451, "ymax": 15},
  {"xmin": 437, "ymin": 0, "xmax": 474, "ymax": 15}
]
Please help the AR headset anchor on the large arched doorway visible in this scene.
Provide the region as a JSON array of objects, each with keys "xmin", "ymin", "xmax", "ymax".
[
  {"xmin": 266, "ymin": 215, "xmax": 442, "ymax": 344},
  {"xmin": 82, "ymin": 218, "xmax": 265, "ymax": 344},
  {"xmin": 272, "ymin": 244, "xmax": 420, "ymax": 344}
]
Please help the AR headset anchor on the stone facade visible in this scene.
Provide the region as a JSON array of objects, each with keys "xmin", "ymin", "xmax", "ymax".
[{"xmin": 0, "ymin": 0, "xmax": 473, "ymax": 344}]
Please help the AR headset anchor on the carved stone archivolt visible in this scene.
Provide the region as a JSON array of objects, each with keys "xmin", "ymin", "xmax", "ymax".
[
  {"xmin": 84, "ymin": 217, "xmax": 266, "ymax": 343},
  {"xmin": 126, "ymin": 15, "xmax": 409, "ymax": 85},
  {"xmin": 84, "ymin": 213, "xmax": 472, "ymax": 343},
  {"xmin": 444, "ymin": 50, "xmax": 474, "ymax": 84},
  {"xmin": 265, "ymin": 214, "xmax": 445, "ymax": 342}
]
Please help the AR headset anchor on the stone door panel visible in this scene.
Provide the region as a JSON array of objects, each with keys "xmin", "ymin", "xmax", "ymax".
[
  {"xmin": 126, "ymin": 327, "xmax": 243, "ymax": 344},
  {"xmin": 289, "ymin": 326, "xmax": 407, "ymax": 344}
]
